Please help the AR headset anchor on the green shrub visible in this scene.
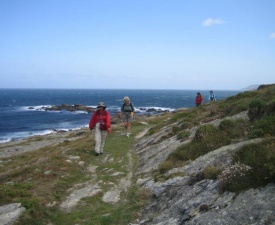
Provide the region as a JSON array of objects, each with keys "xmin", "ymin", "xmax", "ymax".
[
  {"xmin": 265, "ymin": 100, "xmax": 275, "ymax": 116},
  {"xmin": 169, "ymin": 124, "xmax": 230, "ymax": 163},
  {"xmin": 0, "ymin": 183, "xmax": 32, "ymax": 203},
  {"xmin": 180, "ymin": 121, "xmax": 190, "ymax": 129},
  {"xmin": 248, "ymin": 99, "xmax": 266, "ymax": 121},
  {"xmin": 220, "ymin": 102, "xmax": 249, "ymax": 116},
  {"xmin": 176, "ymin": 131, "xmax": 190, "ymax": 140},
  {"xmin": 250, "ymin": 115, "xmax": 275, "ymax": 138},
  {"xmin": 171, "ymin": 110, "xmax": 195, "ymax": 122},
  {"xmin": 168, "ymin": 143, "xmax": 193, "ymax": 162},
  {"xmin": 217, "ymin": 163, "xmax": 253, "ymax": 193},
  {"xmin": 159, "ymin": 161, "xmax": 175, "ymax": 174},
  {"xmin": 172, "ymin": 125, "xmax": 182, "ymax": 134},
  {"xmin": 203, "ymin": 166, "xmax": 222, "ymax": 180},
  {"xmin": 219, "ymin": 119, "xmax": 250, "ymax": 140},
  {"xmin": 193, "ymin": 124, "xmax": 230, "ymax": 151},
  {"xmin": 20, "ymin": 198, "xmax": 40, "ymax": 210},
  {"xmin": 233, "ymin": 139, "xmax": 275, "ymax": 187},
  {"xmin": 219, "ymin": 119, "xmax": 235, "ymax": 132}
]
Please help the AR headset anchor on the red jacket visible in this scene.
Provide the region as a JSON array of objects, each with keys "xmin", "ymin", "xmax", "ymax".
[
  {"xmin": 89, "ymin": 109, "xmax": 111, "ymax": 131},
  {"xmin": 195, "ymin": 95, "xmax": 203, "ymax": 104}
]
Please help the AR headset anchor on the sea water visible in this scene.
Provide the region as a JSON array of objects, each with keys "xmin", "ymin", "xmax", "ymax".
[{"xmin": 0, "ymin": 89, "xmax": 239, "ymax": 143}]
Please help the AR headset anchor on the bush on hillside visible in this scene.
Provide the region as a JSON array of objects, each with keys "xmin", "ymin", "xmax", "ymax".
[
  {"xmin": 169, "ymin": 124, "xmax": 230, "ymax": 162},
  {"xmin": 217, "ymin": 163, "xmax": 253, "ymax": 193},
  {"xmin": 193, "ymin": 124, "xmax": 230, "ymax": 151},
  {"xmin": 250, "ymin": 115, "xmax": 275, "ymax": 138},
  {"xmin": 176, "ymin": 131, "xmax": 190, "ymax": 140},
  {"xmin": 265, "ymin": 100, "xmax": 275, "ymax": 116},
  {"xmin": 248, "ymin": 99, "xmax": 266, "ymax": 122},
  {"xmin": 203, "ymin": 165, "xmax": 222, "ymax": 180},
  {"xmin": 232, "ymin": 139, "xmax": 275, "ymax": 187},
  {"xmin": 219, "ymin": 119, "xmax": 250, "ymax": 140}
]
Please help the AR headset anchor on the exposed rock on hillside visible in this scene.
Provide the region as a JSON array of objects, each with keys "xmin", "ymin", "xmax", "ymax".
[
  {"xmin": 133, "ymin": 111, "xmax": 275, "ymax": 225},
  {"xmin": 1, "ymin": 84, "xmax": 274, "ymax": 225},
  {"xmin": 0, "ymin": 203, "xmax": 25, "ymax": 225}
]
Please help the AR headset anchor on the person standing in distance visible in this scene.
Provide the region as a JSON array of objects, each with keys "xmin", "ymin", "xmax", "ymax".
[
  {"xmin": 89, "ymin": 102, "xmax": 111, "ymax": 156},
  {"xmin": 121, "ymin": 96, "xmax": 135, "ymax": 137},
  {"xmin": 195, "ymin": 92, "xmax": 203, "ymax": 106},
  {"xmin": 209, "ymin": 90, "xmax": 216, "ymax": 102}
]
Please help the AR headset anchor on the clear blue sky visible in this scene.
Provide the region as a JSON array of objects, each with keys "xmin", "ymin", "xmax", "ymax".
[{"xmin": 0, "ymin": 0, "xmax": 274, "ymax": 90}]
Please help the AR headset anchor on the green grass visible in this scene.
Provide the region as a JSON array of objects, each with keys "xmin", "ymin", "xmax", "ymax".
[
  {"xmin": 155, "ymin": 84, "xmax": 275, "ymax": 192},
  {"xmin": 1, "ymin": 84, "xmax": 275, "ymax": 224},
  {"xmin": 0, "ymin": 121, "xmax": 150, "ymax": 225}
]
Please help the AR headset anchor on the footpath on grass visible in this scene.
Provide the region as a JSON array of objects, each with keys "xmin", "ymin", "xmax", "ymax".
[{"xmin": 0, "ymin": 116, "xmax": 152, "ymax": 225}]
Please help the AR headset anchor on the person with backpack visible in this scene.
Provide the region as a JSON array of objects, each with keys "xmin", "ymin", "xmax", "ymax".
[
  {"xmin": 209, "ymin": 90, "xmax": 216, "ymax": 101},
  {"xmin": 89, "ymin": 102, "xmax": 111, "ymax": 156},
  {"xmin": 195, "ymin": 92, "xmax": 203, "ymax": 106},
  {"xmin": 121, "ymin": 96, "xmax": 135, "ymax": 137}
]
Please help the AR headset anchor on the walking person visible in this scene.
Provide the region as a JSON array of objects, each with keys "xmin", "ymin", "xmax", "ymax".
[
  {"xmin": 209, "ymin": 90, "xmax": 216, "ymax": 102},
  {"xmin": 89, "ymin": 102, "xmax": 111, "ymax": 156},
  {"xmin": 121, "ymin": 96, "xmax": 135, "ymax": 137},
  {"xmin": 195, "ymin": 92, "xmax": 203, "ymax": 106}
]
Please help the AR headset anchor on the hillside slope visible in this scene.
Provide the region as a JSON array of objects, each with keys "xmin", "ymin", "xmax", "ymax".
[
  {"xmin": 133, "ymin": 84, "xmax": 275, "ymax": 224},
  {"xmin": 0, "ymin": 84, "xmax": 274, "ymax": 225}
]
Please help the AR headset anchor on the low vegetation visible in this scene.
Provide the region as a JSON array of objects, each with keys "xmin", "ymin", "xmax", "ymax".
[
  {"xmin": 157, "ymin": 84, "xmax": 275, "ymax": 193},
  {"xmin": 0, "ymin": 122, "xmax": 149, "ymax": 225},
  {"xmin": 0, "ymin": 84, "xmax": 274, "ymax": 224}
]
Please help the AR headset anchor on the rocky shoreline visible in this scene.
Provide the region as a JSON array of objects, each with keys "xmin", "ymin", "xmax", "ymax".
[
  {"xmin": 28, "ymin": 104, "xmax": 176, "ymax": 114},
  {"xmin": 0, "ymin": 112, "xmax": 164, "ymax": 159},
  {"xmin": 28, "ymin": 104, "xmax": 96, "ymax": 113},
  {"xmin": 0, "ymin": 128, "xmax": 90, "ymax": 159}
]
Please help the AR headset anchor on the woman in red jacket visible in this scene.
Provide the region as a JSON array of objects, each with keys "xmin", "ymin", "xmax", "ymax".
[
  {"xmin": 195, "ymin": 92, "xmax": 203, "ymax": 106},
  {"xmin": 89, "ymin": 102, "xmax": 111, "ymax": 156}
]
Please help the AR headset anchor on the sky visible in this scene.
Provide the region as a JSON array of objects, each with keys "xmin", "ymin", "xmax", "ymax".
[{"xmin": 0, "ymin": 0, "xmax": 274, "ymax": 90}]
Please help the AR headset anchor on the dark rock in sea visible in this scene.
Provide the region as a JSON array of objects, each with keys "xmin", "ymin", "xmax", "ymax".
[
  {"xmin": 145, "ymin": 108, "xmax": 170, "ymax": 113},
  {"xmin": 146, "ymin": 108, "xmax": 157, "ymax": 112},
  {"xmin": 57, "ymin": 130, "xmax": 67, "ymax": 133},
  {"xmin": 42, "ymin": 104, "xmax": 96, "ymax": 113}
]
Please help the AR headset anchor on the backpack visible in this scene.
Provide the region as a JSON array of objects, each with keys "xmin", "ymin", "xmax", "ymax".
[
  {"xmin": 122, "ymin": 103, "xmax": 134, "ymax": 112},
  {"xmin": 210, "ymin": 93, "xmax": 215, "ymax": 101}
]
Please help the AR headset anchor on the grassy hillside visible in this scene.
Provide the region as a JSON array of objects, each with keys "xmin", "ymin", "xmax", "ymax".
[
  {"xmin": 0, "ymin": 83, "xmax": 274, "ymax": 225},
  {"xmin": 0, "ymin": 120, "xmax": 150, "ymax": 224},
  {"xmin": 155, "ymin": 84, "xmax": 275, "ymax": 192}
]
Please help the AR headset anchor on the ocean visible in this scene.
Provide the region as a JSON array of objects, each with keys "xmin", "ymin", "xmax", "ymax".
[{"xmin": 0, "ymin": 88, "xmax": 239, "ymax": 143}]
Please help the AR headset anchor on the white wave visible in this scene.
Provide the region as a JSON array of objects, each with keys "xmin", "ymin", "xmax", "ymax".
[
  {"xmin": 0, "ymin": 129, "xmax": 60, "ymax": 143},
  {"xmin": 71, "ymin": 110, "xmax": 88, "ymax": 114},
  {"xmin": 134, "ymin": 106, "xmax": 175, "ymax": 113},
  {"xmin": 0, "ymin": 138, "xmax": 12, "ymax": 143},
  {"xmin": 21, "ymin": 105, "xmax": 92, "ymax": 114},
  {"xmin": 20, "ymin": 105, "xmax": 52, "ymax": 111},
  {"xmin": 19, "ymin": 104, "xmax": 174, "ymax": 114}
]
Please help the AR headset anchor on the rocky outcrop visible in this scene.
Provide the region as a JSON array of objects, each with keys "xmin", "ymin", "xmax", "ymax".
[
  {"xmin": 133, "ymin": 111, "xmax": 275, "ymax": 225},
  {"xmin": 1, "ymin": 108, "xmax": 274, "ymax": 224},
  {"xmin": 31, "ymin": 104, "xmax": 96, "ymax": 113},
  {"xmin": 0, "ymin": 203, "xmax": 25, "ymax": 225}
]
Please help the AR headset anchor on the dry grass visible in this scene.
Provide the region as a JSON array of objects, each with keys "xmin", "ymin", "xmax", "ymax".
[{"xmin": 0, "ymin": 120, "xmax": 152, "ymax": 225}]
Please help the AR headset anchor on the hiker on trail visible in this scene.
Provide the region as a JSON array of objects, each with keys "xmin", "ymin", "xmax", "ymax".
[
  {"xmin": 209, "ymin": 90, "xmax": 216, "ymax": 101},
  {"xmin": 195, "ymin": 92, "xmax": 203, "ymax": 106},
  {"xmin": 121, "ymin": 96, "xmax": 135, "ymax": 137},
  {"xmin": 89, "ymin": 102, "xmax": 111, "ymax": 156}
]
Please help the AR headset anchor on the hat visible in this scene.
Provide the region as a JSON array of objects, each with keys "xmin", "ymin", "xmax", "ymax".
[{"xmin": 97, "ymin": 102, "xmax": 106, "ymax": 108}]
